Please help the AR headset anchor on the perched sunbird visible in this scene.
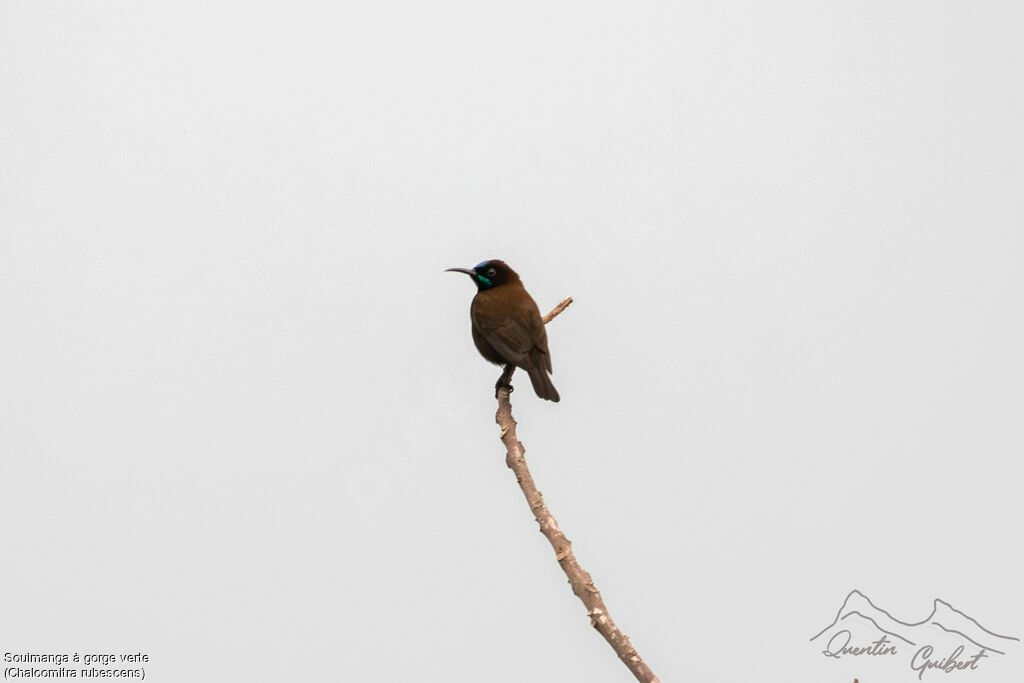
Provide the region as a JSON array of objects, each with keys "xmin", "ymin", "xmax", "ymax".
[{"xmin": 446, "ymin": 260, "xmax": 559, "ymax": 402}]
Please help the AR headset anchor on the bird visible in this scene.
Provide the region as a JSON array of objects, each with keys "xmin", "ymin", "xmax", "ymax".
[{"xmin": 446, "ymin": 259, "xmax": 560, "ymax": 402}]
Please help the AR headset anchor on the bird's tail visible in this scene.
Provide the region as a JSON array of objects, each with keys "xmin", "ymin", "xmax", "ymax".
[{"xmin": 526, "ymin": 364, "xmax": 560, "ymax": 403}]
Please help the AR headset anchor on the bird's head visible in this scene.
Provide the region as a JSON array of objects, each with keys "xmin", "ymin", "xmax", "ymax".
[{"xmin": 445, "ymin": 259, "xmax": 519, "ymax": 291}]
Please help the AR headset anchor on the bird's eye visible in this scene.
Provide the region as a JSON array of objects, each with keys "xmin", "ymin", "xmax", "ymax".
[{"xmin": 486, "ymin": 268, "xmax": 496, "ymax": 277}]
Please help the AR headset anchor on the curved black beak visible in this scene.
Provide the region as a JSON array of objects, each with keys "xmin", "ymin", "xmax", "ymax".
[{"xmin": 445, "ymin": 267, "xmax": 476, "ymax": 276}]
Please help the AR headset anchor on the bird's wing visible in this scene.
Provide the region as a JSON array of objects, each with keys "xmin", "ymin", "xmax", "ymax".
[
  {"xmin": 471, "ymin": 285, "xmax": 552, "ymax": 369},
  {"xmin": 472, "ymin": 311, "xmax": 535, "ymax": 365},
  {"xmin": 519, "ymin": 296, "xmax": 552, "ymax": 372}
]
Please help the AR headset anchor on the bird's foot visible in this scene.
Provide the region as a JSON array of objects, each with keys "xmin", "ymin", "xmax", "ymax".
[{"xmin": 494, "ymin": 364, "xmax": 515, "ymax": 397}]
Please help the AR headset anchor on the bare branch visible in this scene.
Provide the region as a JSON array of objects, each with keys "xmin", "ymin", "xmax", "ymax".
[
  {"xmin": 495, "ymin": 297, "xmax": 661, "ymax": 683},
  {"xmin": 541, "ymin": 296, "xmax": 574, "ymax": 324}
]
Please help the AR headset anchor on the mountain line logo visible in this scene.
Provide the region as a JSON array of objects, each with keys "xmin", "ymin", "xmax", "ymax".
[{"xmin": 810, "ymin": 589, "xmax": 1019, "ymax": 679}]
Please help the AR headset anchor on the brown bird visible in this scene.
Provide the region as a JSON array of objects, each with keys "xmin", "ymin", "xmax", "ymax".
[{"xmin": 446, "ymin": 259, "xmax": 559, "ymax": 402}]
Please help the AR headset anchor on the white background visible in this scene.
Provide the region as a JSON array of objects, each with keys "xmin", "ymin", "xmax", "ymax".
[{"xmin": 2, "ymin": 2, "xmax": 1022, "ymax": 681}]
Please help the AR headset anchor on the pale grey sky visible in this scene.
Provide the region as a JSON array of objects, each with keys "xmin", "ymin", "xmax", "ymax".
[{"xmin": 2, "ymin": 2, "xmax": 1022, "ymax": 681}]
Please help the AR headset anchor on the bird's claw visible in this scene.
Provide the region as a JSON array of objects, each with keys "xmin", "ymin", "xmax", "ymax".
[{"xmin": 494, "ymin": 364, "xmax": 516, "ymax": 397}]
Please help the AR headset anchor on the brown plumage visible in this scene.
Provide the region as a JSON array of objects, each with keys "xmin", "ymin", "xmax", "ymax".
[{"xmin": 446, "ymin": 259, "xmax": 559, "ymax": 402}]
